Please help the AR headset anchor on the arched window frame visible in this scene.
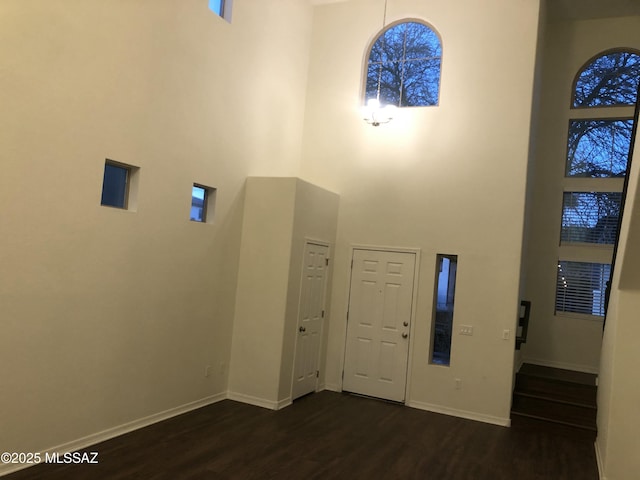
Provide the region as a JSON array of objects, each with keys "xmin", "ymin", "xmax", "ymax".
[
  {"xmin": 570, "ymin": 48, "xmax": 640, "ymax": 109},
  {"xmin": 362, "ymin": 18, "xmax": 443, "ymax": 108}
]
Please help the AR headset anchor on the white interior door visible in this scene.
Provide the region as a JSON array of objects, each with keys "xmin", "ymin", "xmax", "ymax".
[
  {"xmin": 292, "ymin": 242, "xmax": 329, "ymax": 400},
  {"xmin": 343, "ymin": 249, "xmax": 416, "ymax": 402}
]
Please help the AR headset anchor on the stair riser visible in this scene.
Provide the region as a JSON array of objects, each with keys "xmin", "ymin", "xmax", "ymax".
[
  {"xmin": 515, "ymin": 375, "xmax": 596, "ymax": 406},
  {"xmin": 510, "ymin": 414, "xmax": 597, "ymax": 441},
  {"xmin": 512, "ymin": 395, "xmax": 596, "ymax": 429}
]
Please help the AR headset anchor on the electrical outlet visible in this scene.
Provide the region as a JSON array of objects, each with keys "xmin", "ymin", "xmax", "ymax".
[
  {"xmin": 455, "ymin": 378, "xmax": 462, "ymax": 390},
  {"xmin": 205, "ymin": 365, "xmax": 211, "ymax": 377},
  {"xmin": 459, "ymin": 325, "xmax": 473, "ymax": 336},
  {"xmin": 502, "ymin": 329, "xmax": 510, "ymax": 340}
]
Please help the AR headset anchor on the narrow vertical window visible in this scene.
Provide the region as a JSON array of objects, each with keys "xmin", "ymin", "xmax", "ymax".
[
  {"xmin": 101, "ymin": 161, "xmax": 132, "ymax": 209},
  {"xmin": 430, "ymin": 254, "xmax": 458, "ymax": 366}
]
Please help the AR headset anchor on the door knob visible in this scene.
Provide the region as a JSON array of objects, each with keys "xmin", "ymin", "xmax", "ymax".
[
  {"xmin": 403, "ymin": 321, "xmax": 409, "ymax": 327},
  {"xmin": 299, "ymin": 326, "xmax": 306, "ymax": 333},
  {"xmin": 401, "ymin": 332, "xmax": 408, "ymax": 338}
]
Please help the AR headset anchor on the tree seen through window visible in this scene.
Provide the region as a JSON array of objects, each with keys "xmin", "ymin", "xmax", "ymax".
[
  {"xmin": 573, "ymin": 50, "xmax": 640, "ymax": 107},
  {"xmin": 556, "ymin": 49, "xmax": 638, "ymax": 318},
  {"xmin": 566, "ymin": 119, "xmax": 633, "ymax": 177},
  {"xmin": 366, "ymin": 21, "xmax": 442, "ymax": 107}
]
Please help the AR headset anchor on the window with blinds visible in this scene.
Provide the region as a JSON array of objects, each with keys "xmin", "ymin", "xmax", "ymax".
[
  {"xmin": 555, "ymin": 261, "xmax": 611, "ymax": 317},
  {"xmin": 561, "ymin": 192, "xmax": 622, "ymax": 245}
]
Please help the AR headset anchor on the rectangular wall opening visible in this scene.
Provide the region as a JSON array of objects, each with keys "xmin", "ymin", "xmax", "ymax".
[
  {"xmin": 430, "ymin": 254, "xmax": 458, "ymax": 366},
  {"xmin": 190, "ymin": 184, "xmax": 217, "ymax": 223},
  {"xmin": 101, "ymin": 159, "xmax": 139, "ymax": 210}
]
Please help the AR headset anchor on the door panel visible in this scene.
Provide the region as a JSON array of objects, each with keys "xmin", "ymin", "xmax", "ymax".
[
  {"xmin": 343, "ymin": 249, "xmax": 416, "ymax": 402},
  {"xmin": 292, "ymin": 242, "xmax": 329, "ymax": 400}
]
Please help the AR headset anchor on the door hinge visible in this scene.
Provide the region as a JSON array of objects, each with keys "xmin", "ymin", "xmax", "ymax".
[
  {"xmin": 321, "ymin": 310, "xmax": 325, "ymax": 318},
  {"xmin": 325, "ymin": 258, "xmax": 329, "ymax": 267},
  {"xmin": 316, "ymin": 370, "xmax": 320, "ymax": 378},
  {"xmin": 351, "ymin": 259, "xmax": 353, "ymax": 269},
  {"xmin": 342, "ymin": 370, "xmax": 344, "ymax": 380},
  {"xmin": 346, "ymin": 310, "xmax": 349, "ymax": 321}
]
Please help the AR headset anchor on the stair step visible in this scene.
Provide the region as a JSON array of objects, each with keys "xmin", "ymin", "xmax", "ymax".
[
  {"xmin": 518, "ymin": 363, "xmax": 596, "ymax": 386},
  {"xmin": 512, "ymin": 391, "xmax": 597, "ymax": 430},
  {"xmin": 511, "ymin": 364, "xmax": 598, "ymax": 437},
  {"xmin": 513, "ymin": 390, "xmax": 596, "ymax": 409},
  {"xmin": 515, "ymin": 375, "xmax": 597, "ymax": 407},
  {"xmin": 510, "ymin": 412, "xmax": 597, "ymax": 441}
]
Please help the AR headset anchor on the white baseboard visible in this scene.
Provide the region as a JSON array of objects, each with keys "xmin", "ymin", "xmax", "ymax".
[
  {"xmin": 407, "ymin": 400, "xmax": 511, "ymax": 427},
  {"xmin": 523, "ymin": 357, "xmax": 599, "ymax": 374},
  {"xmin": 594, "ymin": 439, "xmax": 607, "ymax": 480},
  {"xmin": 323, "ymin": 383, "xmax": 341, "ymax": 392},
  {"xmin": 0, "ymin": 392, "xmax": 227, "ymax": 478},
  {"xmin": 226, "ymin": 391, "xmax": 291, "ymax": 411}
]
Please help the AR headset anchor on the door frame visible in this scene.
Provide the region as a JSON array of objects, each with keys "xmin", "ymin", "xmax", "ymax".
[
  {"xmin": 290, "ymin": 238, "xmax": 331, "ymax": 400},
  {"xmin": 340, "ymin": 244, "xmax": 421, "ymax": 403}
]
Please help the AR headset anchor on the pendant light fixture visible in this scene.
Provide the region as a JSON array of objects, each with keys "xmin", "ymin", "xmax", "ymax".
[{"xmin": 363, "ymin": 0, "xmax": 396, "ymax": 126}]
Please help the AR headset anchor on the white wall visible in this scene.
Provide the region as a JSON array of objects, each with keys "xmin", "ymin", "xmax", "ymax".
[
  {"xmin": 228, "ymin": 177, "xmax": 339, "ymax": 408},
  {"xmin": 597, "ymin": 115, "xmax": 640, "ymax": 480},
  {"xmin": 279, "ymin": 179, "xmax": 340, "ymax": 400},
  {"xmin": 521, "ymin": 16, "xmax": 640, "ymax": 373},
  {"xmin": 300, "ymin": 0, "xmax": 540, "ymax": 423},
  {"xmin": 0, "ymin": 0, "xmax": 313, "ymax": 466}
]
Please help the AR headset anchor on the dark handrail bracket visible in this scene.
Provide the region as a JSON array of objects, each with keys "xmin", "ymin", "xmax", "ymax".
[{"xmin": 516, "ymin": 300, "xmax": 531, "ymax": 350}]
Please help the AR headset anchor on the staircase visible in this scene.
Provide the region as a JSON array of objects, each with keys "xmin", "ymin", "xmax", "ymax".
[{"xmin": 511, "ymin": 363, "xmax": 597, "ymax": 439}]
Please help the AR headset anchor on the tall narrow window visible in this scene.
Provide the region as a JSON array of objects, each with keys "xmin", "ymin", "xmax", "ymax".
[
  {"xmin": 365, "ymin": 21, "xmax": 442, "ymax": 107},
  {"xmin": 555, "ymin": 49, "xmax": 639, "ymax": 319},
  {"xmin": 430, "ymin": 254, "xmax": 457, "ymax": 366}
]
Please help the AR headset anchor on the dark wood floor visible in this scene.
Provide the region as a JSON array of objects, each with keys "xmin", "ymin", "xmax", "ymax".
[{"xmin": 6, "ymin": 391, "xmax": 598, "ymax": 479}]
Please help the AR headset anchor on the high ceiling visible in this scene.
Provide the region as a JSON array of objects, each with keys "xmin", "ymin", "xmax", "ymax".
[
  {"xmin": 547, "ymin": 0, "xmax": 640, "ymax": 21},
  {"xmin": 309, "ymin": 0, "xmax": 640, "ymax": 21}
]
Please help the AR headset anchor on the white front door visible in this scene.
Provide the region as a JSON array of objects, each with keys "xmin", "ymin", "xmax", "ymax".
[
  {"xmin": 343, "ymin": 249, "xmax": 416, "ymax": 402},
  {"xmin": 292, "ymin": 242, "xmax": 329, "ymax": 400}
]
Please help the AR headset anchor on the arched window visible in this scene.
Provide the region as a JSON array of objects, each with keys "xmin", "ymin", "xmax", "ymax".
[
  {"xmin": 555, "ymin": 49, "xmax": 639, "ymax": 318},
  {"xmin": 365, "ymin": 21, "xmax": 442, "ymax": 107},
  {"xmin": 573, "ymin": 50, "xmax": 640, "ymax": 107}
]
